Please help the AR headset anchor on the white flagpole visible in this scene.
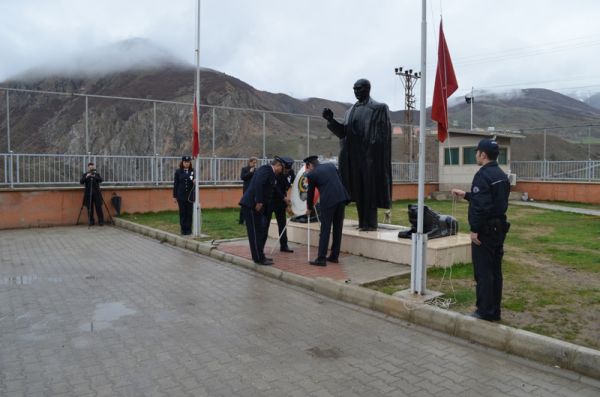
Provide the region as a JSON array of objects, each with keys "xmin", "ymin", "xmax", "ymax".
[
  {"xmin": 193, "ymin": 0, "xmax": 202, "ymax": 237},
  {"xmin": 411, "ymin": 0, "xmax": 428, "ymax": 294}
]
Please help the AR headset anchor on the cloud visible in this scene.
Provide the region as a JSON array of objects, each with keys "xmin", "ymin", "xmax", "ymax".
[{"xmin": 3, "ymin": 0, "xmax": 600, "ymax": 109}]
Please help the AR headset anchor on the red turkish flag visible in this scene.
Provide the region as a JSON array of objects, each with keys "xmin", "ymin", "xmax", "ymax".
[
  {"xmin": 192, "ymin": 96, "xmax": 200, "ymax": 158},
  {"xmin": 431, "ymin": 21, "xmax": 458, "ymax": 143}
]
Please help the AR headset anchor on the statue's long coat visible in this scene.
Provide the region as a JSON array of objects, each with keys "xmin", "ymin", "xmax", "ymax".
[{"xmin": 326, "ymin": 97, "xmax": 392, "ymax": 209}]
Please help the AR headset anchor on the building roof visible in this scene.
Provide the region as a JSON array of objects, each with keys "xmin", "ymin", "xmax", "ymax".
[{"xmin": 447, "ymin": 128, "xmax": 526, "ymax": 140}]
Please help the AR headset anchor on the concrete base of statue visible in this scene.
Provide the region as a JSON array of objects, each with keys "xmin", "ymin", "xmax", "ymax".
[{"xmin": 268, "ymin": 219, "xmax": 471, "ymax": 268}]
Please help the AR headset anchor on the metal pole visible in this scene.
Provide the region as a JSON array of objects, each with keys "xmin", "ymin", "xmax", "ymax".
[
  {"xmin": 470, "ymin": 86, "xmax": 474, "ymax": 130},
  {"xmin": 9, "ymin": 150, "xmax": 13, "ymax": 188},
  {"xmin": 193, "ymin": 0, "xmax": 202, "ymax": 237},
  {"xmin": 411, "ymin": 0, "xmax": 427, "ymax": 295},
  {"xmin": 6, "ymin": 90, "xmax": 10, "ymax": 153},
  {"xmin": 262, "ymin": 112, "xmax": 266, "ymax": 159},
  {"xmin": 306, "ymin": 116, "xmax": 310, "ymax": 156},
  {"xmin": 85, "ymin": 96, "xmax": 89, "ymax": 154},
  {"xmin": 543, "ymin": 128, "xmax": 547, "ymax": 180},
  {"xmin": 589, "ymin": 126, "xmax": 592, "ymax": 181},
  {"xmin": 153, "ymin": 103, "xmax": 157, "ymax": 185},
  {"xmin": 212, "ymin": 107, "xmax": 216, "ymax": 157},
  {"xmin": 153, "ymin": 102, "xmax": 157, "ymax": 156}
]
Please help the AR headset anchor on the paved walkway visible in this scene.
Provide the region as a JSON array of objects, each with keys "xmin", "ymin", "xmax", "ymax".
[
  {"xmin": 1, "ymin": 226, "xmax": 599, "ymax": 396},
  {"xmin": 218, "ymin": 239, "xmax": 410, "ymax": 285},
  {"xmin": 512, "ymin": 201, "xmax": 600, "ymax": 216}
]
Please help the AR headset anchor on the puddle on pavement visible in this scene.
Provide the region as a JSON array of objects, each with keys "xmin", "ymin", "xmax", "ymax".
[
  {"xmin": 79, "ymin": 302, "xmax": 137, "ymax": 332},
  {"xmin": 0, "ymin": 275, "xmax": 63, "ymax": 285}
]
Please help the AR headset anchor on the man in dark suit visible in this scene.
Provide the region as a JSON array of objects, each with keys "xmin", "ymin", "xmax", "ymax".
[
  {"xmin": 239, "ymin": 157, "xmax": 284, "ymax": 265},
  {"xmin": 304, "ymin": 156, "xmax": 350, "ymax": 266},
  {"xmin": 239, "ymin": 157, "xmax": 258, "ymax": 224},
  {"xmin": 265, "ymin": 156, "xmax": 295, "ymax": 253},
  {"xmin": 80, "ymin": 162, "xmax": 105, "ymax": 226}
]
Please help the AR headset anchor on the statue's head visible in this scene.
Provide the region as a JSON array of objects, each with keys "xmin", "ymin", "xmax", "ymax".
[{"xmin": 353, "ymin": 79, "xmax": 371, "ymax": 102}]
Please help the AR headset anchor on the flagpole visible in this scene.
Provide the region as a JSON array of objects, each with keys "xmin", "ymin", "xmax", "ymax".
[
  {"xmin": 193, "ymin": 0, "xmax": 202, "ymax": 237},
  {"xmin": 411, "ymin": 0, "xmax": 428, "ymax": 295}
]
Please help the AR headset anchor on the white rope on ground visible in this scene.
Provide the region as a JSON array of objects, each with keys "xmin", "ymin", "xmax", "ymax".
[{"xmin": 426, "ymin": 194, "xmax": 460, "ymax": 309}]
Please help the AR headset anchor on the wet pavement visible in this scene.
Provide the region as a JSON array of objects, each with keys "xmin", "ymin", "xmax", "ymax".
[
  {"xmin": 1, "ymin": 226, "xmax": 599, "ymax": 396},
  {"xmin": 217, "ymin": 239, "xmax": 410, "ymax": 285}
]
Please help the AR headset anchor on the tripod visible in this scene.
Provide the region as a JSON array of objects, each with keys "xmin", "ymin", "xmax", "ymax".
[{"xmin": 76, "ymin": 175, "xmax": 113, "ymax": 227}]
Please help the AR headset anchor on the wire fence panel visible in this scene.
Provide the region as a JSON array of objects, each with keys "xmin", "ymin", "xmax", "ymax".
[
  {"xmin": 511, "ymin": 160, "xmax": 600, "ymax": 181},
  {"xmin": 3, "ymin": 153, "xmax": 600, "ymax": 187}
]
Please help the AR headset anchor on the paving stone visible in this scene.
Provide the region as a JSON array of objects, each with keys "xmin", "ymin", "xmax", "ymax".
[{"xmin": 0, "ymin": 226, "xmax": 598, "ymax": 396}]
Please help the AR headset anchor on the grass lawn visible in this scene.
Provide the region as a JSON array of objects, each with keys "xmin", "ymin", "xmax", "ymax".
[{"xmin": 120, "ymin": 199, "xmax": 600, "ymax": 350}]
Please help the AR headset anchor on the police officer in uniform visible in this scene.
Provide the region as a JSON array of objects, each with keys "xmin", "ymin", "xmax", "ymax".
[
  {"xmin": 265, "ymin": 156, "xmax": 295, "ymax": 253},
  {"xmin": 239, "ymin": 157, "xmax": 285, "ymax": 265},
  {"xmin": 304, "ymin": 156, "xmax": 350, "ymax": 266},
  {"xmin": 452, "ymin": 139, "xmax": 510, "ymax": 321},
  {"xmin": 80, "ymin": 162, "xmax": 105, "ymax": 226},
  {"xmin": 239, "ymin": 157, "xmax": 258, "ymax": 224},
  {"xmin": 173, "ymin": 156, "xmax": 195, "ymax": 235}
]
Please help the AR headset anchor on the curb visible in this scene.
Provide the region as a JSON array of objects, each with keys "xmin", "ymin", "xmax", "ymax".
[{"xmin": 113, "ymin": 218, "xmax": 600, "ymax": 380}]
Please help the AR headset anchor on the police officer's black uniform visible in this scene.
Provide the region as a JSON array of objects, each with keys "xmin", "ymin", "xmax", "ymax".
[
  {"xmin": 305, "ymin": 156, "xmax": 351, "ymax": 266},
  {"xmin": 464, "ymin": 139, "xmax": 510, "ymax": 321},
  {"xmin": 264, "ymin": 157, "xmax": 295, "ymax": 252},
  {"xmin": 173, "ymin": 156, "xmax": 195, "ymax": 235},
  {"xmin": 238, "ymin": 162, "xmax": 256, "ymax": 224},
  {"xmin": 239, "ymin": 159, "xmax": 280, "ymax": 265},
  {"xmin": 80, "ymin": 169, "xmax": 104, "ymax": 226}
]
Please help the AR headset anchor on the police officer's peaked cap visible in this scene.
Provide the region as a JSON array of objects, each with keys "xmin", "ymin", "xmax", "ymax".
[
  {"xmin": 303, "ymin": 155, "xmax": 318, "ymax": 164},
  {"xmin": 182, "ymin": 155, "xmax": 192, "ymax": 161},
  {"xmin": 476, "ymin": 139, "xmax": 499, "ymax": 156},
  {"xmin": 273, "ymin": 156, "xmax": 286, "ymax": 165},
  {"xmin": 278, "ymin": 156, "xmax": 294, "ymax": 168}
]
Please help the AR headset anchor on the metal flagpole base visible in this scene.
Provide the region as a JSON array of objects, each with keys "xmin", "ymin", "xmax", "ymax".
[{"xmin": 410, "ymin": 232, "xmax": 428, "ymax": 295}]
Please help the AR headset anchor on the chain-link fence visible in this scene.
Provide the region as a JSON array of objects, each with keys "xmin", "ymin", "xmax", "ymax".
[{"xmin": 1, "ymin": 86, "xmax": 599, "ymax": 188}]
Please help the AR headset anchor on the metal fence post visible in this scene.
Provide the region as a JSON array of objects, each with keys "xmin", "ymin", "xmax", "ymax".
[
  {"xmin": 306, "ymin": 116, "xmax": 310, "ymax": 156},
  {"xmin": 9, "ymin": 150, "xmax": 13, "ymax": 188},
  {"xmin": 262, "ymin": 112, "xmax": 266, "ymax": 159},
  {"xmin": 85, "ymin": 96, "xmax": 89, "ymax": 154},
  {"xmin": 155, "ymin": 153, "xmax": 159, "ymax": 186},
  {"xmin": 153, "ymin": 102, "xmax": 157, "ymax": 157},
  {"xmin": 212, "ymin": 107, "xmax": 216, "ymax": 158},
  {"xmin": 6, "ymin": 90, "xmax": 10, "ymax": 154},
  {"xmin": 15, "ymin": 152, "xmax": 19, "ymax": 185}
]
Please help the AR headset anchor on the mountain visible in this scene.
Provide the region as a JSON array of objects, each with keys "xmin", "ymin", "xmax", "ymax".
[
  {"xmin": 584, "ymin": 93, "xmax": 600, "ymax": 110},
  {"xmin": 0, "ymin": 39, "xmax": 598, "ymax": 162},
  {"xmin": 447, "ymin": 89, "xmax": 600, "ymax": 139}
]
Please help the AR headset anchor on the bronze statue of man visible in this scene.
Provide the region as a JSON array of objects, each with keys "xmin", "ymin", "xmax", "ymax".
[{"xmin": 322, "ymin": 79, "xmax": 392, "ymax": 231}]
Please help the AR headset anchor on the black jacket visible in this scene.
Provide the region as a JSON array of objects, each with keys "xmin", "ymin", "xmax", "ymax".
[
  {"xmin": 80, "ymin": 171, "xmax": 103, "ymax": 205},
  {"xmin": 464, "ymin": 161, "xmax": 510, "ymax": 233},
  {"xmin": 306, "ymin": 163, "xmax": 350, "ymax": 211},
  {"xmin": 239, "ymin": 164, "xmax": 276, "ymax": 210},
  {"xmin": 240, "ymin": 165, "xmax": 256, "ymax": 193},
  {"xmin": 173, "ymin": 168, "xmax": 195, "ymax": 201}
]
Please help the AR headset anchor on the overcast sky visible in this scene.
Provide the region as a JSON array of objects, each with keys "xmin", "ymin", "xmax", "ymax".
[{"xmin": 2, "ymin": 0, "xmax": 600, "ymax": 110}]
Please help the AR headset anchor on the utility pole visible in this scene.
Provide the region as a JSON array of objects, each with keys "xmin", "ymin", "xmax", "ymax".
[{"xmin": 395, "ymin": 67, "xmax": 421, "ymax": 163}]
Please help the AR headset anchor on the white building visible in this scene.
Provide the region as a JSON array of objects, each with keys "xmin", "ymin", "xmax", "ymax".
[{"xmin": 437, "ymin": 128, "xmax": 525, "ymax": 191}]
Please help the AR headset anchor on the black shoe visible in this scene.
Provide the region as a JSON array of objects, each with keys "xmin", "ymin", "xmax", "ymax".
[
  {"xmin": 280, "ymin": 246, "xmax": 294, "ymax": 253},
  {"xmin": 88, "ymin": 222, "xmax": 95, "ymax": 226},
  {"xmin": 309, "ymin": 259, "xmax": 327, "ymax": 266},
  {"xmin": 256, "ymin": 258, "xmax": 273, "ymax": 266},
  {"xmin": 326, "ymin": 256, "xmax": 339, "ymax": 263},
  {"xmin": 98, "ymin": 222, "xmax": 104, "ymax": 226},
  {"xmin": 359, "ymin": 227, "xmax": 377, "ymax": 232},
  {"xmin": 469, "ymin": 311, "xmax": 500, "ymax": 322}
]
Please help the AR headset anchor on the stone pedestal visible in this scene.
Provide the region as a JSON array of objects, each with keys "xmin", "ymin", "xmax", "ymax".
[{"xmin": 269, "ymin": 219, "xmax": 471, "ymax": 268}]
